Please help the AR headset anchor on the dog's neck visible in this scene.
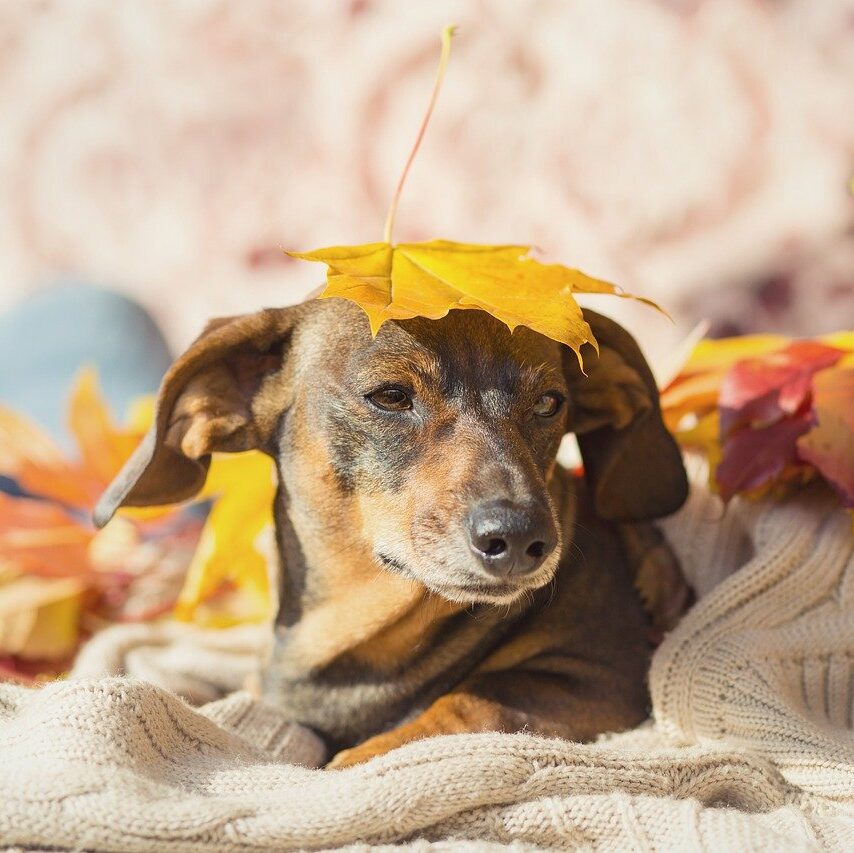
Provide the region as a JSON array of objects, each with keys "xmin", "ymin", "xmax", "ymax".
[
  {"xmin": 270, "ymin": 486, "xmax": 574, "ymax": 680},
  {"xmin": 272, "ymin": 479, "xmax": 464, "ymax": 676}
]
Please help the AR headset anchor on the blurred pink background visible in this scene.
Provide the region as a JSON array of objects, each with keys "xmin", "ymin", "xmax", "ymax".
[{"xmin": 1, "ymin": 0, "xmax": 852, "ymax": 368}]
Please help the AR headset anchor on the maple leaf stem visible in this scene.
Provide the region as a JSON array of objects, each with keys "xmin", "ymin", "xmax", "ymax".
[{"xmin": 382, "ymin": 24, "xmax": 456, "ymax": 245}]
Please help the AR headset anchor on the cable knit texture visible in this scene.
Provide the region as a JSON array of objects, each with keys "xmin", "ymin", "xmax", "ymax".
[{"xmin": 1, "ymin": 479, "xmax": 853, "ymax": 851}]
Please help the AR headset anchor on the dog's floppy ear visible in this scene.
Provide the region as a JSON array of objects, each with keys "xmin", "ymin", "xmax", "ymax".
[
  {"xmin": 563, "ymin": 310, "xmax": 687, "ymax": 522},
  {"xmin": 93, "ymin": 305, "xmax": 307, "ymax": 528}
]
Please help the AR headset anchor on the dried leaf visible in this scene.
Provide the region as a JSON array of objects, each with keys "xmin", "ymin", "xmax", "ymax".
[
  {"xmin": 0, "ymin": 493, "xmax": 93, "ymax": 578},
  {"xmin": 797, "ymin": 368, "xmax": 854, "ymax": 507},
  {"xmin": 0, "ymin": 407, "xmax": 98, "ymax": 508},
  {"xmin": 660, "ymin": 372, "xmax": 722, "ymax": 432},
  {"xmin": 288, "ymin": 240, "xmax": 663, "ymax": 361},
  {"xmin": 0, "ymin": 371, "xmax": 152, "ymax": 511},
  {"xmin": 663, "ymin": 332, "xmax": 854, "ymax": 511},
  {"xmin": 822, "ymin": 331, "xmax": 854, "ymax": 353},
  {"xmin": 0, "ymin": 575, "xmax": 84, "ymax": 660},
  {"xmin": 719, "ymin": 341, "xmax": 845, "ymax": 435},
  {"xmin": 676, "ymin": 411, "xmax": 722, "ymax": 478},
  {"xmin": 174, "ymin": 451, "xmax": 276, "ymax": 627},
  {"xmin": 662, "ymin": 334, "xmax": 840, "ymax": 432},
  {"xmin": 68, "ymin": 368, "xmax": 147, "ymax": 487},
  {"xmin": 716, "ymin": 409, "xmax": 816, "ymax": 502},
  {"xmin": 678, "ymin": 334, "xmax": 789, "ymax": 377}
]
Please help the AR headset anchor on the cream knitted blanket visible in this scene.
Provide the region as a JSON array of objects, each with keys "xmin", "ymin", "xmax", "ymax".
[{"xmin": 2, "ymin": 479, "xmax": 853, "ymax": 851}]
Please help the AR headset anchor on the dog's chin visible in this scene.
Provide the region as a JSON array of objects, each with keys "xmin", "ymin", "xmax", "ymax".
[{"xmin": 375, "ymin": 552, "xmax": 558, "ymax": 607}]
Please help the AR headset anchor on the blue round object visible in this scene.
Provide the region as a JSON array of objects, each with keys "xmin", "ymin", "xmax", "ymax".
[{"xmin": 0, "ymin": 282, "xmax": 173, "ymax": 448}]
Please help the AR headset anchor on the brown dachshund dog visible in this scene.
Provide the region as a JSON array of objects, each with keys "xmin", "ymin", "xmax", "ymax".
[{"xmin": 95, "ymin": 300, "xmax": 689, "ymax": 767}]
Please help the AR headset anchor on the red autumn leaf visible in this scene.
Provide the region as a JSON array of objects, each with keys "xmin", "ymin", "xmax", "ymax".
[
  {"xmin": 719, "ymin": 341, "xmax": 845, "ymax": 436},
  {"xmin": 797, "ymin": 368, "xmax": 854, "ymax": 508},
  {"xmin": 716, "ymin": 408, "xmax": 816, "ymax": 502}
]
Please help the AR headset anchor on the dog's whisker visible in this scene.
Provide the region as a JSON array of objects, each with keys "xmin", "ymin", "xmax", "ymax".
[{"xmin": 545, "ymin": 575, "xmax": 558, "ymax": 610}]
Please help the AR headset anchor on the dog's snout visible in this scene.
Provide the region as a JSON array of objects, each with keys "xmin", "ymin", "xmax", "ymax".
[{"xmin": 466, "ymin": 500, "xmax": 556, "ymax": 578}]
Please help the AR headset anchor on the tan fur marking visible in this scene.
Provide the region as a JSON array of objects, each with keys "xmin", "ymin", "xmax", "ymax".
[
  {"xmin": 328, "ymin": 692, "xmax": 510, "ymax": 767},
  {"xmin": 348, "ymin": 589, "xmax": 462, "ymax": 670},
  {"xmin": 352, "ymin": 487, "xmax": 464, "ymax": 669},
  {"xmin": 279, "ymin": 417, "xmax": 463, "ymax": 674}
]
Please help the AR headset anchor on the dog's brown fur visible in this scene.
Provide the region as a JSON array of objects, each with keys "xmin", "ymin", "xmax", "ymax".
[{"xmin": 96, "ymin": 300, "xmax": 688, "ymax": 767}]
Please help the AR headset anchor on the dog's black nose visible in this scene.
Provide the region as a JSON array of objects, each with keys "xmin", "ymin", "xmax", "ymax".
[{"xmin": 466, "ymin": 500, "xmax": 556, "ymax": 577}]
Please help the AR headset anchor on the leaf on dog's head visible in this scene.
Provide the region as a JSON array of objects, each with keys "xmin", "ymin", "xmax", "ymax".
[
  {"xmin": 287, "ymin": 25, "xmax": 665, "ymax": 363},
  {"xmin": 289, "ymin": 239, "xmax": 663, "ymax": 361}
]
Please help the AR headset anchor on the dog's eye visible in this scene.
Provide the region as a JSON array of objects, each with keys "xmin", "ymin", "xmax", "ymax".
[
  {"xmin": 367, "ymin": 387, "xmax": 413, "ymax": 412},
  {"xmin": 532, "ymin": 393, "xmax": 563, "ymax": 418}
]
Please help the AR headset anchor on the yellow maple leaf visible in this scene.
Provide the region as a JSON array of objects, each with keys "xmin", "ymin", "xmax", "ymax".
[
  {"xmin": 288, "ymin": 26, "xmax": 663, "ymax": 361},
  {"xmin": 0, "ymin": 573, "xmax": 84, "ymax": 661},
  {"xmin": 678, "ymin": 334, "xmax": 789, "ymax": 377},
  {"xmin": 173, "ymin": 451, "xmax": 276, "ymax": 628},
  {"xmin": 676, "ymin": 411, "xmax": 722, "ymax": 477},
  {"xmin": 288, "ymin": 240, "xmax": 661, "ymax": 359}
]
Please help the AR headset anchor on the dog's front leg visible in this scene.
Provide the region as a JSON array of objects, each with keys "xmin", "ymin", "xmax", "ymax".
[
  {"xmin": 326, "ymin": 658, "xmax": 647, "ymax": 769},
  {"xmin": 327, "ymin": 691, "xmax": 508, "ymax": 768}
]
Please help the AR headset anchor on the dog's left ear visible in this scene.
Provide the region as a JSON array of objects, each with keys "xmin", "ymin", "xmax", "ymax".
[
  {"xmin": 93, "ymin": 304, "xmax": 309, "ymax": 528},
  {"xmin": 563, "ymin": 309, "xmax": 688, "ymax": 522}
]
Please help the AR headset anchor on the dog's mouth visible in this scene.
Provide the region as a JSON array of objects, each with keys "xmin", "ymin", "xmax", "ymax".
[{"xmin": 376, "ymin": 551, "xmax": 556, "ymax": 606}]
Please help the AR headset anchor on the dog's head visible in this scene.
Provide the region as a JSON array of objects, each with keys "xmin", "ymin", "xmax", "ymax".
[{"xmin": 95, "ymin": 300, "xmax": 686, "ymax": 605}]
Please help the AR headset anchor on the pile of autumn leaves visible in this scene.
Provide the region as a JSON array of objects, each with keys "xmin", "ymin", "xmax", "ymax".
[
  {"xmin": 0, "ymin": 330, "xmax": 851, "ymax": 681},
  {"xmin": 662, "ymin": 333, "xmax": 854, "ymax": 508},
  {"xmin": 0, "ymin": 372, "xmax": 274, "ymax": 680}
]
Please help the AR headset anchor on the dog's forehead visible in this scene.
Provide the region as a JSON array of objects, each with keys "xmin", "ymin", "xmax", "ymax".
[
  {"xmin": 360, "ymin": 310, "xmax": 563, "ymax": 384},
  {"xmin": 293, "ymin": 301, "xmax": 565, "ymax": 393}
]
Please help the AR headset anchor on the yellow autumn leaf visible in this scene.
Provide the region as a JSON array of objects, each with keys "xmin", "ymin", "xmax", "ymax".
[
  {"xmin": 0, "ymin": 573, "xmax": 84, "ymax": 660},
  {"xmin": 125, "ymin": 396, "xmax": 156, "ymax": 432},
  {"xmin": 660, "ymin": 371, "xmax": 723, "ymax": 431},
  {"xmin": 288, "ymin": 28, "xmax": 664, "ymax": 360},
  {"xmin": 0, "ymin": 371, "xmax": 161, "ymax": 514},
  {"xmin": 0, "ymin": 407, "xmax": 98, "ymax": 509},
  {"xmin": 676, "ymin": 411, "xmax": 721, "ymax": 474},
  {"xmin": 822, "ymin": 331, "xmax": 854, "ymax": 368},
  {"xmin": 173, "ymin": 451, "xmax": 276, "ymax": 627},
  {"xmin": 679, "ymin": 331, "xmax": 854, "ymax": 379},
  {"xmin": 289, "ymin": 240, "xmax": 663, "ymax": 361},
  {"xmin": 679, "ymin": 334, "xmax": 790, "ymax": 376}
]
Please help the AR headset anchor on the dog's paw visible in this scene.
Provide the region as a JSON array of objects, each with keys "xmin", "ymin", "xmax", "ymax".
[
  {"xmin": 326, "ymin": 730, "xmax": 411, "ymax": 769},
  {"xmin": 326, "ymin": 743, "xmax": 381, "ymax": 769},
  {"xmin": 619, "ymin": 522, "xmax": 693, "ymax": 642},
  {"xmin": 326, "ymin": 747, "xmax": 361, "ymax": 769}
]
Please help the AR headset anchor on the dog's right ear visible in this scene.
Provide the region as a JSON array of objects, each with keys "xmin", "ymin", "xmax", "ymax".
[
  {"xmin": 563, "ymin": 309, "xmax": 688, "ymax": 523},
  {"xmin": 93, "ymin": 305, "xmax": 307, "ymax": 528}
]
